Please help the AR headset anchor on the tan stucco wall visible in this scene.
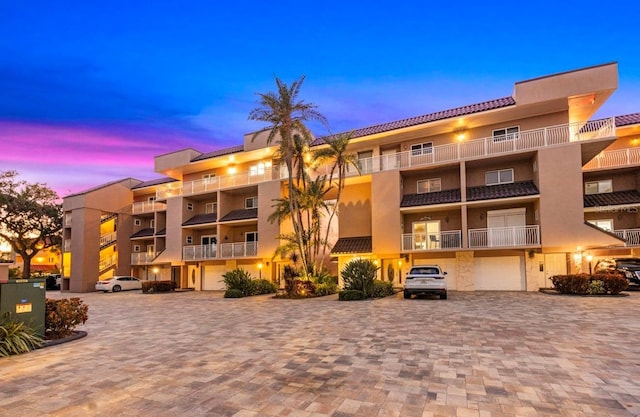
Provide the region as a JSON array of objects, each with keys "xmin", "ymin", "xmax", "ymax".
[
  {"xmin": 257, "ymin": 180, "xmax": 281, "ymax": 259},
  {"xmin": 338, "ymin": 182, "xmax": 372, "ymax": 238},
  {"xmin": 402, "ymin": 166, "xmax": 461, "ymax": 195},
  {"xmin": 371, "ymin": 170, "xmax": 402, "ymax": 255},
  {"xmin": 465, "ymin": 158, "xmax": 535, "ymax": 188}
]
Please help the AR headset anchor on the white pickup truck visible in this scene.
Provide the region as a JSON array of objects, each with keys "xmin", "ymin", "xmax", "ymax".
[{"xmin": 403, "ymin": 265, "xmax": 448, "ymax": 299}]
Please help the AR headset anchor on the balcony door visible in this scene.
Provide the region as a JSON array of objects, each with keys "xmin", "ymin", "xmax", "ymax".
[
  {"xmin": 201, "ymin": 235, "xmax": 217, "ymax": 258},
  {"xmin": 487, "ymin": 208, "xmax": 525, "ymax": 246},
  {"xmin": 413, "ymin": 221, "xmax": 440, "ymax": 249}
]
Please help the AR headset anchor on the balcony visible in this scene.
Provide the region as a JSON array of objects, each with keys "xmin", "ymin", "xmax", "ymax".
[
  {"xmin": 131, "ymin": 252, "xmax": 156, "ymax": 265},
  {"xmin": 100, "ymin": 232, "xmax": 117, "ymax": 247},
  {"xmin": 132, "ymin": 201, "xmax": 167, "ymax": 214},
  {"xmin": 401, "ymin": 231, "xmax": 462, "ymax": 251},
  {"xmin": 583, "ymin": 148, "xmax": 640, "ymax": 171},
  {"xmin": 468, "ymin": 225, "xmax": 540, "ymax": 248},
  {"xmin": 99, "ymin": 254, "xmax": 116, "ymax": 271},
  {"xmin": 63, "ymin": 240, "xmax": 71, "ymax": 252},
  {"xmin": 614, "ymin": 228, "xmax": 640, "ymax": 246},
  {"xmin": 183, "ymin": 245, "xmax": 217, "ymax": 261},
  {"xmin": 220, "ymin": 242, "xmax": 257, "ymax": 258},
  {"xmin": 156, "ymin": 118, "xmax": 615, "ymax": 199}
]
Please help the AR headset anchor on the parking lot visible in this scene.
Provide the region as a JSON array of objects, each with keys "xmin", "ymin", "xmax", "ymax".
[{"xmin": 1, "ymin": 290, "xmax": 640, "ymax": 417}]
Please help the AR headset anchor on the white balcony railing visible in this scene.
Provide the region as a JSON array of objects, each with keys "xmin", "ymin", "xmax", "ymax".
[
  {"xmin": 469, "ymin": 225, "xmax": 540, "ymax": 248},
  {"xmin": 132, "ymin": 201, "xmax": 167, "ymax": 214},
  {"xmin": 182, "ymin": 245, "xmax": 218, "ymax": 260},
  {"xmin": 156, "ymin": 118, "xmax": 615, "ymax": 199},
  {"xmin": 614, "ymin": 229, "xmax": 640, "ymax": 246},
  {"xmin": 131, "ymin": 252, "xmax": 156, "ymax": 265},
  {"xmin": 100, "ymin": 232, "xmax": 117, "ymax": 246},
  {"xmin": 220, "ymin": 242, "xmax": 257, "ymax": 258},
  {"xmin": 401, "ymin": 231, "xmax": 462, "ymax": 251},
  {"xmin": 99, "ymin": 254, "xmax": 117, "ymax": 271},
  {"xmin": 583, "ymin": 148, "xmax": 640, "ymax": 170},
  {"xmin": 63, "ymin": 240, "xmax": 71, "ymax": 252}
]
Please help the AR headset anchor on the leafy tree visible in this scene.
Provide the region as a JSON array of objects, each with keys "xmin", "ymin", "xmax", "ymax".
[{"xmin": 0, "ymin": 171, "xmax": 62, "ymax": 279}]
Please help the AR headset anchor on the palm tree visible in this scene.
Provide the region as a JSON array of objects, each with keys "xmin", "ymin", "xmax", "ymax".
[
  {"xmin": 313, "ymin": 132, "xmax": 360, "ymax": 259},
  {"xmin": 249, "ymin": 76, "xmax": 327, "ymax": 275}
]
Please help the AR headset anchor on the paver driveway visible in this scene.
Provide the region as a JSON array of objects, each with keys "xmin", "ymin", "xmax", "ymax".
[{"xmin": 1, "ymin": 290, "xmax": 639, "ymax": 417}]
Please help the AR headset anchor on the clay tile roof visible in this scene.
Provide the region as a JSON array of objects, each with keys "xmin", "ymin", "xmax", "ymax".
[
  {"xmin": 131, "ymin": 177, "xmax": 178, "ymax": 189},
  {"xmin": 467, "ymin": 181, "xmax": 539, "ymax": 201},
  {"xmin": 312, "ymin": 96, "xmax": 516, "ymax": 146},
  {"xmin": 182, "ymin": 213, "xmax": 218, "ymax": 226},
  {"xmin": 130, "ymin": 228, "xmax": 154, "ymax": 239},
  {"xmin": 191, "ymin": 145, "xmax": 244, "ymax": 162},
  {"xmin": 584, "ymin": 190, "xmax": 640, "ymax": 208},
  {"xmin": 401, "ymin": 189, "xmax": 462, "ymax": 208},
  {"xmin": 615, "ymin": 113, "xmax": 640, "ymax": 127},
  {"xmin": 219, "ymin": 208, "xmax": 258, "ymax": 222},
  {"xmin": 331, "ymin": 236, "xmax": 372, "ymax": 255}
]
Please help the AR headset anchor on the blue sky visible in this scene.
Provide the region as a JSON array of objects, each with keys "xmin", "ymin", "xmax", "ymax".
[{"xmin": 1, "ymin": 1, "xmax": 639, "ymax": 196}]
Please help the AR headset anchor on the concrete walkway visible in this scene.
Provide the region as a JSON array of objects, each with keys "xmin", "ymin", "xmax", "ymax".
[{"xmin": 1, "ymin": 290, "xmax": 639, "ymax": 417}]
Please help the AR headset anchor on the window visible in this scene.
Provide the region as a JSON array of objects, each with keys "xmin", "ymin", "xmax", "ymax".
[
  {"xmin": 588, "ymin": 219, "xmax": 613, "ymax": 232},
  {"xmin": 186, "ymin": 236, "xmax": 193, "ymax": 245},
  {"xmin": 249, "ymin": 163, "xmax": 266, "ymax": 176},
  {"xmin": 356, "ymin": 151, "xmax": 373, "ymax": 173},
  {"xmin": 245, "ymin": 196, "xmax": 258, "ymax": 209},
  {"xmin": 148, "ymin": 196, "xmax": 156, "ymax": 203},
  {"xmin": 134, "ymin": 219, "xmax": 141, "ymax": 226},
  {"xmin": 187, "ymin": 202, "xmax": 193, "ymax": 211},
  {"xmin": 203, "ymin": 173, "xmax": 216, "ymax": 182},
  {"xmin": 411, "ymin": 142, "xmax": 433, "ymax": 156},
  {"xmin": 585, "ymin": 179, "xmax": 613, "ymax": 195},
  {"xmin": 205, "ymin": 202, "xmax": 217, "ymax": 214},
  {"xmin": 492, "ymin": 126, "xmax": 519, "ymax": 142},
  {"xmin": 245, "ymin": 231, "xmax": 258, "ymax": 242},
  {"xmin": 133, "ymin": 245, "xmax": 141, "ymax": 252},
  {"xmin": 417, "ymin": 178, "xmax": 442, "ymax": 194},
  {"xmin": 485, "ymin": 168, "xmax": 514, "ymax": 186},
  {"xmin": 150, "ymin": 219, "xmax": 155, "ymax": 229}
]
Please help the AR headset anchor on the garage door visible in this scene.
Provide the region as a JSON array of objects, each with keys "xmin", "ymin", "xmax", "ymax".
[
  {"xmin": 203, "ymin": 265, "xmax": 227, "ymax": 291},
  {"xmin": 415, "ymin": 258, "xmax": 458, "ymax": 290},
  {"xmin": 474, "ymin": 256, "xmax": 524, "ymax": 290}
]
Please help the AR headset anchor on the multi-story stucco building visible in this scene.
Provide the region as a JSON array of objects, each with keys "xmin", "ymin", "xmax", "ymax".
[{"xmin": 61, "ymin": 62, "xmax": 640, "ymax": 292}]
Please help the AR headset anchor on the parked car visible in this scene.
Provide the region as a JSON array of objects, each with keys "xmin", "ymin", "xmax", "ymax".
[
  {"xmin": 403, "ymin": 265, "xmax": 448, "ymax": 299},
  {"xmin": 45, "ymin": 274, "xmax": 61, "ymax": 290},
  {"xmin": 95, "ymin": 276, "xmax": 142, "ymax": 292},
  {"xmin": 594, "ymin": 258, "xmax": 640, "ymax": 286}
]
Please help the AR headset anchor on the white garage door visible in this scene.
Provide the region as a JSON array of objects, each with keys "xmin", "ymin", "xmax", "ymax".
[
  {"xmin": 415, "ymin": 258, "xmax": 458, "ymax": 290},
  {"xmin": 474, "ymin": 256, "xmax": 524, "ymax": 290},
  {"xmin": 203, "ymin": 265, "xmax": 227, "ymax": 291}
]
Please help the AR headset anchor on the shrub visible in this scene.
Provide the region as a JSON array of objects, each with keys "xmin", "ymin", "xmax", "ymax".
[
  {"xmin": 551, "ymin": 274, "xmax": 590, "ymax": 294},
  {"xmin": 371, "ymin": 280, "xmax": 395, "ymax": 298},
  {"xmin": 223, "ymin": 268, "xmax": 254, "ymax": 296},
  {"xmin": 250, "ymin": 279, "xmax": 278, "ymax": 295},
  {"xmin": 0, "ymin": 314, "xmax": 44, "ymax": 357},
  {"xmin": 45, "ymin": 298, "xmax": 89, "ymax": 340},
  {"xmin": 142, "ymin": 280, "xmax": 177, "ymax": 293},
  {"xmin": 587, "ymin": 280, "xmax": 605, "ymax": 295},
  {"xmin": 339, "ymin": 290, "xmax": 365, "ymax": 301},
  {"xmin": 224, "ymin": 288, "xmax": 244, "ymax": 298},
  {"xmin": 597, "ymin": 272, "xmax": 628, "ymax": 295},
  {"xmin": 314, "ymin": 282, "xmax": 338, "ymax": 296},
  {"xmin": 341, "ymin": 259, "xmax": 379, "ymax": 298}
]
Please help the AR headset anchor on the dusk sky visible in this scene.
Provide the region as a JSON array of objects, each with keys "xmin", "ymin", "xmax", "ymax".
[{"xmin": 2, "ymin": 1, "xmax": 639, "ymax": 197}]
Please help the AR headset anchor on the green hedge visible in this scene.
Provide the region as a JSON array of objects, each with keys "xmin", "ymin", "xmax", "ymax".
[
  {"xmin": 338, "ymin": 290, "xmax": 365, "ymax": 301},
  {"xmin": 141, "ymin": 280, "xmax": 177, "ymax": 293},
  {"xmin": 551, "ymin": 272, "xmax": 628, "ymax": 295}
]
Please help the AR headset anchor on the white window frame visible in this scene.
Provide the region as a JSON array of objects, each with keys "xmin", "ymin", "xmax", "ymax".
[
  {"xmin": 588, "ymin": 219, "xmax": 613, "ymax": 232},
  {"xmin": 485, "ymin": 168, "xmax": 514, "ymax": 186},
  {"xmin": 134, "ymin": 219, "xmax": 141, "ymax": 226},
  {"xmin": 245, "ymin": 196, "xmax": 258, "ymax": 209},
  {"xmin": 186, "ymin": 236, "xmax": 193, "ymax": 245},
  {"xmin": 492, "ymin": 126, "xmax": 520, "ymax": 142},
  {"xmin": 585, "ymin": 179, "xmax": 613, "ymax": 195},
  {"xmin": 187, "ymin": 202, "xmax": 194, "ymax": 211},
  {"xmin": 249, "ymin": 163, "xmax": 266, "ymax": 176},
  {"xmin": 205, "ymin": 202, "xmax": 217, "ymax": 214},
  {"xmin": 417, "ymin": 178, "xmax": 442, "ymax": 194},
  {"xmin": 148, "ymin": 196, "xmax": 156, "ymax": 203},
  {"xmin": 133, "ymin": 245, "xmax": 141, "ymax": 253},
  {"xmin": 245, "ymin": 231, "xmax": 258, "ymax": 242},
  {"xmin": 410, "ymin": 142, "xmax": 433, "ymax": 156},
  {"xmin": 150, "ymin": 219, "xmax": 155, "ymax": 229},
  {"xmin": 203, "ymin": 173, "xmax": 216, "ymax": 182}
]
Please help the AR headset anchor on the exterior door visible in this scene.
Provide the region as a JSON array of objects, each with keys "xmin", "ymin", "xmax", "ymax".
[
  {"xmin": 201, "ymin": 235, "xmax": 217, "ymax": 258},
  {"xmin": 412, "ymin": 221, "xmax": 440, "ymax": 249},
  {"xmin": 487, "ymin": 208, "xmax": 525, "ymax": 246},
  {"xmin": 543, "ymin": 253, "xmax": 567, "ymax": 289}
]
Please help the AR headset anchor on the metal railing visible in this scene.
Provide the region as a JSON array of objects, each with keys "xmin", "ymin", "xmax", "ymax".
[
  {"xmin": 63, "ymin": 240, "xmax": 71, "ymax": 252},
  {"xmin": 614, "ymin": 229, "xmax": 640, "ymax": 246},
  {"xmin": 156, "ymin": 118, "xmax": 615, "ymax": 199},
  {"xmin": 401, "ymin": 231, "xmax": 462, "ymax": 251},
  {"xmin": 100, "ymin": 232, "xmax": 117, "ymax": 246},
  {"xmin": 220, "ymin": 242, "xmax": 258, "ymax": 258},
  {"xmin": 99, "ymin": 254, "xmax": 117, "ymax": 271},
  {"xmin": 131, "ymin": 252, "xmax": 156, "ymax": 265},
  {"xmin": 583, "ymin": 148, "xmax": 640, "ymax": 170},
  {"xmin": 468, "ymin": 225, "xmax": 540, "ymax": 248},
  {"xmin": 132, "ymin": 201, "xmax": 167, "ymax": 214},
  {"xmin": 182, "ymin": 245, "xmax": 218, "ymax": 260}
]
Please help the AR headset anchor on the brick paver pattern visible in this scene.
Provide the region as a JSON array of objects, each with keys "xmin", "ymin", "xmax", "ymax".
[{"xmin": 1, "ymin": 291, "xmax": 639, "ymax": 417}]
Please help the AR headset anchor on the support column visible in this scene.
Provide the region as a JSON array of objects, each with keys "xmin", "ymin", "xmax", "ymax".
[{"xmin": 456, "ymin": 251, "xmax": 475, "ymax": 291}]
